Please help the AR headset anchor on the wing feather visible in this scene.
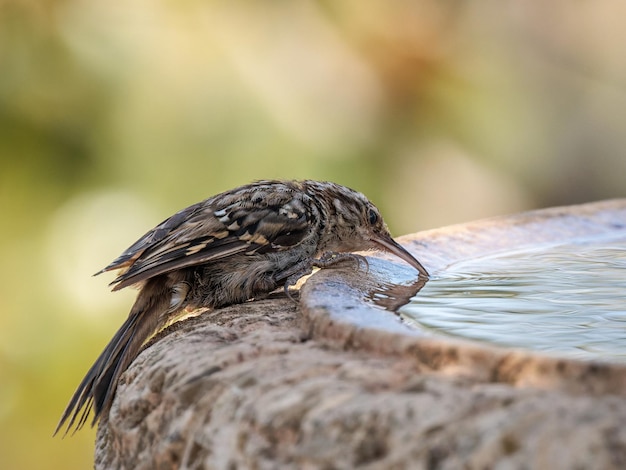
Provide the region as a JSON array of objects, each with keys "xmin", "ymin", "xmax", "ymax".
[
  {"xmin": 98, "ymin": 184, "xmax": 316, "ymax": 291},
  {"xmin": 96, "ymin": 201, "xmax": 205, "ymax": 275}
]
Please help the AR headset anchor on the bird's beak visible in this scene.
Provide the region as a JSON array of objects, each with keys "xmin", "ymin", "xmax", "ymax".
[{"xmin": 373, "ymin": 234, "xmax": 429, "ymax": 278}]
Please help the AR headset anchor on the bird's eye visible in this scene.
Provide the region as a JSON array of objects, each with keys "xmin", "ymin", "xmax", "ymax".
[{"xmin": 368, "ymin": 208, "xmax": 379, "ymax": 225}]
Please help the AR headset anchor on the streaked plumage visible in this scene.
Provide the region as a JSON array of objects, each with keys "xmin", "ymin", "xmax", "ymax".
[{"xmin": 56, "ymin": 180, "xmax": 428, "ymax": 435}]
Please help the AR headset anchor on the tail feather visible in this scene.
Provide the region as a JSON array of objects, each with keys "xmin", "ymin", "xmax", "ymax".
[{"xmin": 55, "ymin": 279, "xmax": 170, "ymax": 436}]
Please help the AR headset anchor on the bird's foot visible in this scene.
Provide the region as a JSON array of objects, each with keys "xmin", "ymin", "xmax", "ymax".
[{"xmin": 313, "ymin": 251, "xmax": 368, "ymax": 272}]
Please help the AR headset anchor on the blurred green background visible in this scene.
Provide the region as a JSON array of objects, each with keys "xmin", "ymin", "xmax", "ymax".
[{"xmin": 1, "ymin": 1, "xmax": 625, "ymax": 468}]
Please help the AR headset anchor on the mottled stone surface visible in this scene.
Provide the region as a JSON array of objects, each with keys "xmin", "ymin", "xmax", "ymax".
[{"xmin": 95, "ymin": 200, "xmax": 626, "ymax": 469}]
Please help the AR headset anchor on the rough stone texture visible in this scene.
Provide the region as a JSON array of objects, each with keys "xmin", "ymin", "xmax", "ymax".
[{"xmin": 95, "ymin": 200, "xmax": 626, "ymax": 469}]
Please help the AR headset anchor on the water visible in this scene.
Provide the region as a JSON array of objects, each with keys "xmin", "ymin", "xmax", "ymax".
[{"xmin": 399, "ymin": 238, "xmax": 626, "ymax": 362}]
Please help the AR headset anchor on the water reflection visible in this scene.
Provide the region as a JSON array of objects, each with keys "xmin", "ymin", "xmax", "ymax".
[
  {"xmin": 400, "ymin": 238, "xmax": 626, "ymax": 361},
  {"xmin": 368, "ymin": 276, "xmax": 429, "ymax": 312}
]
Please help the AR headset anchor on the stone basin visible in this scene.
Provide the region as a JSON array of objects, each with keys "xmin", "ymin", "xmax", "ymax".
[
  {"xmin": 95, "ymin": 200, "xmax": 626, "ymax": 469},
  {"xmin": 301, "ymin": 199, "xmax": 626, "ymax": 397}
]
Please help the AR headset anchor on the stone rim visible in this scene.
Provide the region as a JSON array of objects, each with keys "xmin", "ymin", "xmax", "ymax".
[{"xmin": 299, "ymin": 199, "xmax": 626, "ymax": 397}]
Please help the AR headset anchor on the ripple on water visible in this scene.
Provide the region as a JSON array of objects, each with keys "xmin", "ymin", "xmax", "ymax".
[{"xmin": 400, "ymin": 237, "xmax": 626, "ymax": 362}]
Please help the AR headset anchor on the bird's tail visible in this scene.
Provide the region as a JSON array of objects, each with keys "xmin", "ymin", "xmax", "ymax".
[{"xmin": 55, "ymin": 278, "xmax": 171, "ymax": 436}]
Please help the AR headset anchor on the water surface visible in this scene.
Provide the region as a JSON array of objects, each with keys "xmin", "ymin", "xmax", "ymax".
[{"xmin": 400, "ymin": 237, "xmax": 626, "ymax": 362}]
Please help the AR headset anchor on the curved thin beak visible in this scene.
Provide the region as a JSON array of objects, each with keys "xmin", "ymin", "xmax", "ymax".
[{"xmin": 373, "ymin": 234, "xmax": 429, "ymax": 278}]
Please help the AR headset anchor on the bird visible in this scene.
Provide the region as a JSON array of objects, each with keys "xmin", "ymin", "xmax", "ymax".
[{"xmin": 55, "ymin": 179, "xmax": 428, "ymax": 435}]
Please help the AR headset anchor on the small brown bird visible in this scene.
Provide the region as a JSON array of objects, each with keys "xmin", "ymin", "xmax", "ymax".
[{"xmin": 56, "ymin": 180, "xmax": 428, "ymax": 434}]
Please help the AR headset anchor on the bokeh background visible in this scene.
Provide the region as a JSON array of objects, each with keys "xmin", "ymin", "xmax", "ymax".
[{"xmin": 1, "ymin": 1, "xmax": 625, "ymax": 468}]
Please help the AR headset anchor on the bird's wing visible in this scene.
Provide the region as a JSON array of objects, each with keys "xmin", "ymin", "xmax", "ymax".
[{"xmin": 98, "ymin": 188, "xmax": 315, "ymax": 291}]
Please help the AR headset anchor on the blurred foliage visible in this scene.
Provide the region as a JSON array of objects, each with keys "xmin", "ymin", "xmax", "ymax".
[{"xmin": 1, "ymin": 1, "xmax": 625, "ymax": 468}]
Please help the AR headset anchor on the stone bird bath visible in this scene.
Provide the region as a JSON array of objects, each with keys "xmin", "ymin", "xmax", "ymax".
[{"xmin": 95, "ymin": 200, "xmax": 626, "ymax": 469}]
